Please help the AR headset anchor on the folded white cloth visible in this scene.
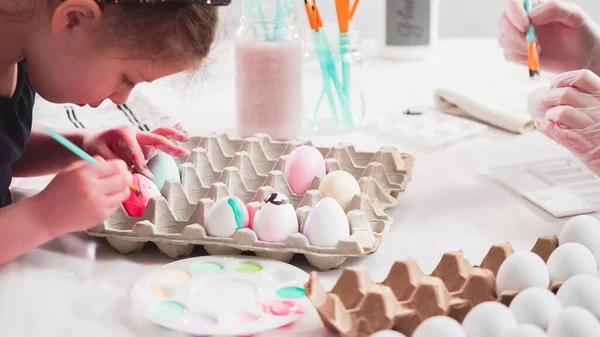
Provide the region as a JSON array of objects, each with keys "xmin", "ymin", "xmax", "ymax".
[
  {"xmin": 433, "ymin": 65, "xmax": 552, "ymax": 134},
  {"xmin": 32, "ymin": 89, "xmax": 181, "ymax": 132}
]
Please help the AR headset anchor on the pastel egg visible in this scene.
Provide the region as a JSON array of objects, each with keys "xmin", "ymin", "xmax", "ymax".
[
  {"xmin": 203, "ymin": 196, "xmax": 249, "ymax": 237},
  {"xmin": 302, "ymin": 197, "xmax": 350, "ymax": 247},
  {"xmin": 283, "ymin": 146, "xmax": 326, "ymax": 195},
  {"xmin": 318, "ymin": 171, "xmax": 361, "ymax": 210},
  {"xmin": 496, "ymin": 252, "xmax": 550, "ymax": 294},
  {"xmin": 123, "ymin": 173, "xmax": 161, "ymax": 217},
  {"xmin": 546, "ymin": 242, "xmax": 596, "ymax": 283},
  {"xmin": 252, "ymin": 193, "xmax": 298, "ymax": 242},
  {"xmin": 147, "ymin": 151, "xmax": 181, "ymax": 190}
]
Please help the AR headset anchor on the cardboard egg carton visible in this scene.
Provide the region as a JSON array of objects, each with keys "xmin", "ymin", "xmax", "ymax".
[
  {"xmin": 87, "ymin": 133, "xmax": 415, "ymax": 270},
  {"xmin": 305, "ymin": 235, "xmax": 560, "ymax": 336}
]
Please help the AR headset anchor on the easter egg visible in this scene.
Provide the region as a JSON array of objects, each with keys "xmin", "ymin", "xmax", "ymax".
[
  {"xmin": 302, "ymin": 197, "xmax": 350, "ymax": 247},
  {"xmin": 252, "ymin": 193, "xmax": 298, "ymax": 242},
  {"xmin": 318, "ymin": 170, "xmax": 360, "ymax": 210},
  {"xmin": 147, "ymin": 151, "xmax": 181, "ymax": 190},
  {"xmin": 283, "ymin": 146, "xmax": 326, "ymax": 195},
  {"xmin": 203, "ymin": 196, "xmax": 249, "ymax": 237},
  {"xmin": 123, "ymin": 173, "xmax": 162, "ymax": 217}
]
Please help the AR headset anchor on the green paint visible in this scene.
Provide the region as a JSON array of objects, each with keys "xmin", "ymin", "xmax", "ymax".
[
  {"xmin": 233, "ymin": 263, "xmax": 262, "ymax": 273},
  {"xmin": 192, "ymin": 262, "xmax": 224, "ymax": 274},
  {"xmin": 151, "ymin": 300, "xmax": 185, "ymax": 318},
  {"xmin": 276, "ymin": 286, "xmax": 306, "ymax": 299},
  {"xmin": 228, "ymin": 197, "xmax": 245, "ymax": 229}
]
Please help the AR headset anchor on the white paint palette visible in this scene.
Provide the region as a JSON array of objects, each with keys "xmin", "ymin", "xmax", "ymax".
[
  {"xmin": 364, "ymin": 110, "xmax": 488, "ymax": 148},
  {"xmin": 131, "ymin": 256, "xmax": 310, "ymax": 335},
  {"xmin": 489, "ymin": 157, "xmax": 600, "ymax": 217}
]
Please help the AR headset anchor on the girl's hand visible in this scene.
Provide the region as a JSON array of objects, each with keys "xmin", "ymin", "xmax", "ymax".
[
  {"xmin": 81, "ymin": 124, "xmax": 190, "ymax": 178},
  {"xmin": 33, "ymin": 157, "xmax": 133, "ymax": 235}
]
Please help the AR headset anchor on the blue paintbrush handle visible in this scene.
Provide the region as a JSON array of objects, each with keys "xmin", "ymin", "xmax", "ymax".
[
  {"xmin": 43, "ymin": 126, "xmax": 99, "ymax": 165},
  {"xmin": 524, "ymin": 0, "xmax": 536, "ymax": 42}
]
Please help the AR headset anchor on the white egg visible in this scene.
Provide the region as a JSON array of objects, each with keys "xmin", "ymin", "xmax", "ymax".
[
  {"xmin": 252, "ymin": 192, "xmax": 298, "ymax": 242},
  {"xmin": 547, "ymin": 307, "xmax": 600, "ymax": 337},
  {"xmin": 556, "ymin": 274, "xmax": 600, "ymax": 319},
  {"xmin": 496, "ymin": 252, "xmax": 549, "ymax": 294},
  {"xmin": 503, "ymin": 324, "xmax": 547, "ymax": 337},
  {"xmin": 302, "ymin": 197, "xmax": 350, "ymax": 247},
  {"xmin": 594, "ymin": 249, "xmax": 600, "ymax": 269},
  {"xmin": 546, "ymin": 243, "xmax": 596, "ymax": 283},
  {"xmin": 462, "ymin": 302, "xmax": 517, "ymax": 337},
  {"xmin": 509, "ymin": 288, "xmax": 561, "ymax": 330},
  {"xmin": 203, "ymin": 196, "xmax": 249, "ymax": 237},
  {"xmin": 318, "ymin": 170, "xmax": 361, "ymax": 210},
  {"xmin": 369, "ymin": 331, "xmax": 406, "ymax": 337},
  {"xmin": 559, "ymin": 215, "xmax": 600, "ymax": 253},
  {"xmin": 413, "ymin": 316, "xmax": 466, "ymax": 337}
]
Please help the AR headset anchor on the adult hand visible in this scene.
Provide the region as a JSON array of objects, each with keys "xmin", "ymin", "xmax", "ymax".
[
  {"xmin": 529, "ymin": 69, "xmax": 600, "ymax": 175},
  {"xmin": 499, "ymin": 0, "xmax": 600, "ymax": 75}
]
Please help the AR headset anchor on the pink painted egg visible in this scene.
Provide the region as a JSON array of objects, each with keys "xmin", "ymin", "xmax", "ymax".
[
  {"xmin": 283, "ymin": 146, "xmax": 326, "ymax": 195},
  {"xmin": 123, "ymin": 173, "xmax": 161, "ymax": 217}
]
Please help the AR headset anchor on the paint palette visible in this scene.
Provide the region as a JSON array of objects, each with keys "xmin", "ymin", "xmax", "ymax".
[
  {"xmin": 489, "ymin": 157, "xmax": 600, "ymax": 217},
  {"xmin": 131, "ymin": 256, "xmax": 310, "ymax": 336},
  {"xmin": 364, "ymin": 110, "xmax": 488, "ymax": 148},
  {"xmin": 88, "ymin": 133, "xmax": 415, "ymax": 270}
]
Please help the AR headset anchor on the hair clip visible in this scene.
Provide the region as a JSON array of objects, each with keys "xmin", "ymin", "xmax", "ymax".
[{"xmin": 94, "ymin": 0, "xmax": 232, "ymax": 5}]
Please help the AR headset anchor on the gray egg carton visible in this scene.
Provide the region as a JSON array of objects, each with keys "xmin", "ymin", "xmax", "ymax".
[{"xmin": 87, "ymin": 133, "xmax": 415, "ymax": 270}]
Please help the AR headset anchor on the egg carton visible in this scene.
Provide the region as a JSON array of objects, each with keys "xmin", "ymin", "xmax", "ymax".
[
  {"xmin": 305, "ymin": 235, "xmax": 561, "ymax": 336},
  {"xmin": 87, "ymin": 133, "xmax": 415, "ymax": 271}
]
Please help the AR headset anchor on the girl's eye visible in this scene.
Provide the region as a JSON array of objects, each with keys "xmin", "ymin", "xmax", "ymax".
[{"xmin": 122, "ymin": 75, "xmax": 135, "ymax": 89}]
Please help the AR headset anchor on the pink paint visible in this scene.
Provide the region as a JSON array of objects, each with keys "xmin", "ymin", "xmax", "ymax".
[
  {"xmin": 122, "ymin": 174, "xmax": 159, "ymax": 217},
  {"xmin": 235, "ymin": 40, "xmax": 302, "ymax": 140},
  {"xmin": 233, "ymin": 312, "xmax": 260, "ymax": 325},
  {"xmin": 260, "ymin": 300, "xmax": 304, "ymax": 316},
  {"xmin": 283, "ymin": 146, "xmax": 326, "ymax": 194},
  {"xmin": 246, "ymin": 204, "xmax": 257, "ymax": 230}
]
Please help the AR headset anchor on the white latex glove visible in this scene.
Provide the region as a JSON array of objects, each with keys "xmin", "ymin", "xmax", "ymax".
[
  {"xmin": 529, "ymin": 69, "xmax": 600, "ymax": 176},
  {"xmin": 499, "ymin": 0, "xmax": 600, "ymax": 74}
]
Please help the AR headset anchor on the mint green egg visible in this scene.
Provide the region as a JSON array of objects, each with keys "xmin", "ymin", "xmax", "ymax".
[{"xmin": 147, "ymin": 151, "xmax": 181, "ymax": 190}]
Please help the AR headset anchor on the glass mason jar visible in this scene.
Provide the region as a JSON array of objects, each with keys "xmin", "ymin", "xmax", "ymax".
[
  {"xmin": 302, "ymin": 25, "xmax": 366, "ymax": 135},
  {"xmin": 234, "ymin": 0, "xmax": 303, "ymax": 141}
]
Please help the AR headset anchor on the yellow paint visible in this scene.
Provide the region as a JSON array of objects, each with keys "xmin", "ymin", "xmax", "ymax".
[{"xmin": 153, "ymin": 283, "xmax": 168, "ymax": 299}]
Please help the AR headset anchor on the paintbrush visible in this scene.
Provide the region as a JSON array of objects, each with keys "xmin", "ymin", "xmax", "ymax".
[
  {"xmin": 42, "ymin": 126, "xmax": 141, "ymax": 195},
  {"xmin": 524, "ymin": 0, "xmax": 540, "ymax": 79}
]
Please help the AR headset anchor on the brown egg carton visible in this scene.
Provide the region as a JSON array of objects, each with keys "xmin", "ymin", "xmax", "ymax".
[
  {"xmin": 87, "ymin": 133, "xmax": 415, "ymax": 270},
  {"xmin": 305, "ymin": 235, "xmax": 560, "ymax": 336}
]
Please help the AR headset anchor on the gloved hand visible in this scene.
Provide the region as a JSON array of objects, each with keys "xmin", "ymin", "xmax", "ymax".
[
  {"xmin": 529, "ymin": 69, "xmax": 600, "ymax": 175},
  {"xmin": 499, "ymin": 0, "xmax": 600, "ymax": 74}
]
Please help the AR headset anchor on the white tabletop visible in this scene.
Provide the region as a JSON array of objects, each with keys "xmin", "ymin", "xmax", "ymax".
[{"xmin": 0, "ymin": 38, "xmax": 577, "ymax": 337}]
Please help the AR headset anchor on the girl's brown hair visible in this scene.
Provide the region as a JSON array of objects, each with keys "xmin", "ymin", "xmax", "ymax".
[{"xmin": 99, "ymin": 2, "xmax": 219, "ymax": 67}]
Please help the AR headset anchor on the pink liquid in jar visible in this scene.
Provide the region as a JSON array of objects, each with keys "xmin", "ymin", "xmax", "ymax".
[{"xmin": 235, "ymin": 39, "xmax": 302, "ymax": 140}]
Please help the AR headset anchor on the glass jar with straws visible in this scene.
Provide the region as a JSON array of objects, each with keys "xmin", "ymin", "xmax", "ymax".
[
  {"xmin": 235, "ymin": 0, "xmax": 302, "ymax": 140},
  {"xmin": 301, "ymin": 0, "xmax": 365, "ymax": 135}
]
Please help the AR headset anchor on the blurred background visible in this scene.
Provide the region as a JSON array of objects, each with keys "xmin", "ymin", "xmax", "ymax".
[{"xmin": 218, "ymin": 0, "xmax": 599, "ymax": 39}]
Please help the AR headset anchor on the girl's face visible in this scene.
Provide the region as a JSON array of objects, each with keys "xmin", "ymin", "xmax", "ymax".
[{"xmin": 24, "ymin": 2, "xmax": 191, "ymax": 107}]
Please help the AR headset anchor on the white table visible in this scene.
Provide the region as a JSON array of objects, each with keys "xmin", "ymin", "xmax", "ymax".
[{"xmin": 0, "ymin": 38, "xmax": 577, "ymax": 337}]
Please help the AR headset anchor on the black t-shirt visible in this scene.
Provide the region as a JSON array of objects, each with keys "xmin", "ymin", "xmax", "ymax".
[{"xmin": 0, "ymin": 61, "xmax": 35, "ymax": 207}]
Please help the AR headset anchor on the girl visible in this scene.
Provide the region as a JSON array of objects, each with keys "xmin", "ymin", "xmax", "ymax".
[{"xmin": 0, "ymin": 0, "xmax": 224, "ymax": 264}]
